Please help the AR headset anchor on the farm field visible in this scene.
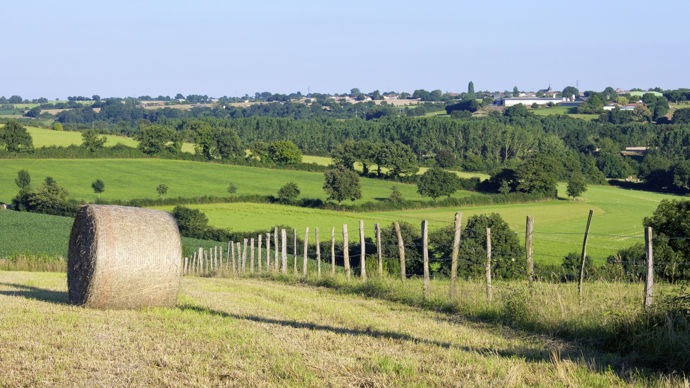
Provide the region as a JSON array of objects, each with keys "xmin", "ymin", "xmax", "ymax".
[
  {"xmin": 154, "ymin": 184, "xmax": 682, "ymax": 265},
  {"xmin": 0, "ymin": 210, "xmax": 219, "ymax": 259},
  {"xmin": 530, "ymin": 106, "xmax": 599, "ymax": 120},
  {"xmin": 0, "ymin": 159, "xmax": 480, "ymax": 204},
  {"xmin": 0, "ymin": 271, "xmax": 663, "ymax": 386},
  {"xmin": 19, "ymin": 126, "xmax": 197, "ymax": 153},
  {"xmin": 301, "ymin": 154, "xmax": 490, "ymax": 180}
]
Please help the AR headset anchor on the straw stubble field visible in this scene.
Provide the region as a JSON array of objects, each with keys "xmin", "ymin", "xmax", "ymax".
[{"xmin": 0, "ymin": 271, "xmax": 649, "ymax": 386}]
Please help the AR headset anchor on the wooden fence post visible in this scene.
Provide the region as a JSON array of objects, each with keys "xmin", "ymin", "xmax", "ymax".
[
  {"xmin": 227, "ymin": 241, "xmax": 231, "ymax": 271},
  {"xmin": 315, "ymin": 227, "xmax": 321, "ymax": 277},
  {"xmin": 644, "ymin": 227, "xmax": 654, "ymax": 309},
  {"xmin": 303, "ymin": 227, "xmax": 309, "ymax": 276},
  {"xmin": 486, "ymin": 227, "xmax": 492, "ymax": 302},
  {"xmin": 578, "ymin": 210, "xmax": 593, "ymax": 303},
  {"xmin": 237, "ymin": 242, "xmax": 242, "ymax": 273},
  {"xmin": 198, "ymin": 247, "xmax": 203, "ymax": 275},
  {"xmin": 449, "ymin": 212, "xmax": 462, "ymax": 299},
  {"xmin": 331, "ymin": 227, "xmax": 336, "ymax": 275},
  {"xmin": 422, "ymin": 220, "xmax": 430, "ymax": 297},
  {"xmin": 191, "ymin": 252, "xmax": 196, "ymax": 274},
  {"xmin": 274, "ymin": 227, "xmax": 279, "ymax": 272},
  {"xmin": 242, "ymin": 239, "xmax": 248, "ymax": 273},
  {"xmin": 266, "ymin": 233, "xmax": 271, "ymax": 271},
  {"xmin": 525, "ymin": 216, "xmax": 534, "ymax": 284},
  {"xmin": 258, "ymin": 234, "xmax": 262, "ymax": 272},
  {"xmin": 250, "ymin": 238, "xmax": 255, "ymax": 273},
  {"xmin": 375, "ymin": 223, "xmax": 383, "ymax": 277},
  {"xmin": 231, "ymin": 241, "xmax": 236, "ymax": 273},
  {"xmin": 214, "ymin": 246, "xmax": 218, "ymax": 270},
  {"xmin": 219, "ymin": 245, "xmax": 224, "ymax": 271},
  {"xmin": 343, "ymin": 224, "xmax": 350, "ymax": 281},
  {"xmin": 394, "ymin": 221, "xmax": 406, "ymax": 282},
  {"xmin": 184, "ymin": 256, "xmax": 188, "ymax": 275},
  {"xmin": 281, "ymin": 229, "xmax": 288, "ymax": 273},
  {"xmin": 359, "ymin": 220, "xmax": 367, "ymax": 281},
  {"xmin": 293, "ymin": 229, "xmax": 298, "ymax": 275}
]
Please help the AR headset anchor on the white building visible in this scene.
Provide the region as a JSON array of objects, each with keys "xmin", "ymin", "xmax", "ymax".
[{"xmin": 502, "ymin": 97, "xmax": 566, "ymax": 107}]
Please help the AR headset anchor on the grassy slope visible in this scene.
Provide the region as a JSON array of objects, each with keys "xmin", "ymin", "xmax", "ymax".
[
  {"xmin": 0, "ymin": 210, "xmax": 218, "ymax": 258},
  {"xmin": 0, "ymin": 271, "xmax": 642, "ymax": 386},
  {"xmin": 154, "ymin": 184, "xmax": 682, "ymax": 264},
  {"xmin": 302, "ymin": 154, "xmax": 490, "ymax": 180},
  {"xmin": 22, "ymin": 126, "xmax": 196, "ymax": 153},
  {"xmin": 0, "ymin": 159, "xmax": 478, "ymax": 205}
]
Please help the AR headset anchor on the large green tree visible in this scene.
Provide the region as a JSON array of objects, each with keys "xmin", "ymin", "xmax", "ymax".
[
  {"xmin": 81, "ymin": 129, "xmax": 107, "ymax": 152},
  {"xmin": 0, "ymin": 120, "xmax": 33, "ymax": 152},
  {"xmin": 417, "ymin": 167, "xmax": 460, "ymax": 199},
  {"xmin": 323, "ymin": 165, "xmax": 362, "ymax": 204},
  {"xmin": 516, "ymin": 153, "xmax": 559, "ymax": 197}
]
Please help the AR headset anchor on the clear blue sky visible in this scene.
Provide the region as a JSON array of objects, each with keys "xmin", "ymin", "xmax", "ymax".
[{"xmin": 3, "ymin": 0, "xmax": 689, "ymax": 99}]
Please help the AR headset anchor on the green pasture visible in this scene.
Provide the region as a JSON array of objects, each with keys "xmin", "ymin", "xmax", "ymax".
[
  {"xmin": 0, "ymin": 159, "xmax": 478, "ymax": 205},
  {"xmin": 26, "ymin": 126, "xmax": 137, "ymax": 148},
  {"xmin": 531, "ymin": 106, "xmax": 598, "ymax": 120},
  {"xmin": 301, "ymin": 154, "xmax": 490, "ymax": 180},
  {"xmin": 0, "ymin": 210, "xmax": 219, "ymax": 259},
  {"xmin": 154, "ymin": 184, "xmax": 683, "ymax": 265},
  {"xmin": 19, "ymin": 126, "xmax": 196, "ymax": 153}
]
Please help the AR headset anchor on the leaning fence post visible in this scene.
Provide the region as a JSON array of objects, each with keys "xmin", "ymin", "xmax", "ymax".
[
  {"xmin": 394, "ymin": 221, "xmax": 406, "ymax": 281},
  {"xmin": 235, "ymin": 242, "xmax": 241, "ymax": 274},
  {"xmin": 375, "ymin": 223, "xmax": 383, "ymax": 277},
  {"xmin": 331, "ymin": 227, "xmax": 336, "ymax": 275},
  {"xmin": 191, "ymin": 252, "xmax": 196, "ymax": 274},
  {"xmin": 359, "ymin": 220, "xmax": 367, "ymax": 281},
  {"xmin": 450, "ymin": 212, "xmax": 462, "ymax": 299},
  {"xmin": 315, "ymin": 227, "xmax": 321, "ymax": 278},
  {"xmin": 198, "ymin": 247, "xmax": 203, "ymax": 274},
  {"xmin": 343, "ymin": 224, "xmax": 351, "ymax": 281},
  {"xmin": 486, "ymin": 227, "xmax": 492, "ymax": 302},
  {"xmin": 644, "ymin": 227, "xmax": 654, "ymax": 309},
  {"xmin": 526, "ymin": 216, "xmax": 534, "ymax": 284},
  {"xmin": 303, "ymin": 227, "xmax": 309, "ymax": 276},
  {"xmin": 258, "ymin": 234, "xmax": 262, "ymax": 272},
  {"xmin": 281, "ymin": 229, "xmax": 288, "ymax": 273},
  {"xmin": 578, "ymin": 210, "xmax": 593, "ymax": 303}
]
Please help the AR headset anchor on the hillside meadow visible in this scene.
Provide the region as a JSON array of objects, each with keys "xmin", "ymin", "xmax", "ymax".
[
  {"xmin": 21, "ymin": 126, "xmax": 196, "ymax": 153},
  {"xmin": 0, "ymin": 159, "xmax": 480, "ymax": 205},
  {"xmin": 154, "ymin": 184, "xmax": 682, "ymax": 265},
  {"xmin": 0, "ymin": 271, "xmax": 681, "ymax": 386}
]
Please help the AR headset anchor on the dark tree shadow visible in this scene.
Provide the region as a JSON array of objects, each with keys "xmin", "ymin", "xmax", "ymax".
[
  {"xmin": 0, "ymin": 282, "xmax": 69, "ymax": 304},
  {"xmin": 176, "ymin": 304, "xmax": 554, "ymax": 363}
]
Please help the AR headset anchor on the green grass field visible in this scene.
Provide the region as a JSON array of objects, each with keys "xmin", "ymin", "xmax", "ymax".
[
  {"xmin": 531, "ymin": 106, "xmax": 599, "ymax": 120},
  {"xmin": 0, "ymin": 159, "xmax": 478, "ymax": 205},
  {"xmin": 154, "ymin": 184, "xmax": 683, "ymax": 265},
  {"xmin": 0, "ymin": 210, "xmax": 220, "ymax": 259},
  {"xmin": 20, "ymin": 126, "xmax": 196, "ymax": 153},
  {"xmin": 301, "ymin": 154, "xmax": 490, "ymax": 180},
  {"xmin": 26, "ymin": 126, "xmax": 137, "ymax": 148},
  {"xmin": 0, "ymin": 271, "xmax": 680, "ymax": 386}
]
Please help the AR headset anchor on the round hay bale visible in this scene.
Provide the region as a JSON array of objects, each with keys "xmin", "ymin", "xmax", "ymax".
[{"xmin": 68, "ymin": 205, "xmax": 182, "ymax": 309}]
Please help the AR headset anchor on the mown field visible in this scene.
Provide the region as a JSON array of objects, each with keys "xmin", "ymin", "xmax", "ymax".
[
  {"xmin": 21, "ymin": 126, "xmax": 196, "ymax": 153},
  {"xmin": 0, "ymin": 271, "xmax": 680, "ymax": 386},
  {"xmin": 155, "ymin": 184, "xmax": 682, "ymax": 265},
  {"xmin": 0, "ymin": 159, "xmax": 480, "ymax": 204}
]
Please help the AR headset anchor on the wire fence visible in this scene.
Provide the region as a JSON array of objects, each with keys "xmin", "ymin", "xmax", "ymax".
[{"xmin": 183, "ymin": 212, "xmax": 686, "ymax": 307}]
